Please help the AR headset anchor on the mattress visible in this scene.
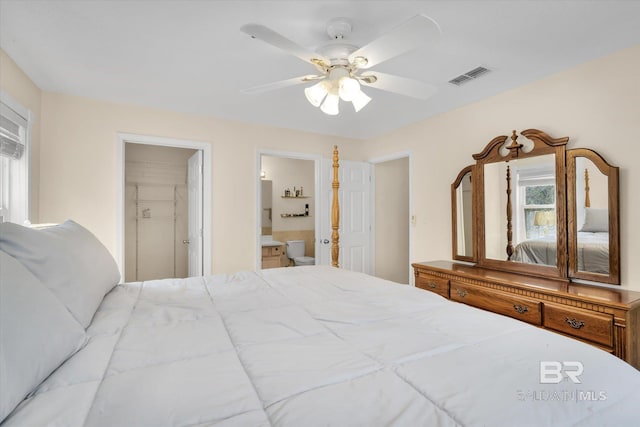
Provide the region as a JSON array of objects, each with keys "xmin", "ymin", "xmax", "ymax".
[{"xmin": 4, "ymin": 266, "xmax": 639, "ymax": 426}]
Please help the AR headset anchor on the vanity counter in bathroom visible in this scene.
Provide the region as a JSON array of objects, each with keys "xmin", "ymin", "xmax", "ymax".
[{"xmin": 261, "ymin": 237, "xmax": 284, "ymax": 269}]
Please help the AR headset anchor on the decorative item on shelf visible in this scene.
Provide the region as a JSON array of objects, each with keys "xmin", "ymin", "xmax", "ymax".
[{"xmin": 281, "ymin": 186, "xmax": 311, "ymax": 198}]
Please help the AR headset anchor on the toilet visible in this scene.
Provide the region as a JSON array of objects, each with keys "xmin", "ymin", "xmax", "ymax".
[{"xmin": 285, "ymin": 240, "xmax": 315, "ymax": 266}]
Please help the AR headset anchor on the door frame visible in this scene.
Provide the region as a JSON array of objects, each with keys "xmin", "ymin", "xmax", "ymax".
[
  {"xmin": 256, "ymin": 149, "xmax": 321, "ymax": 269},
  {"xmin": 116, "ymin": 133, "xmax": 212, "ymax": 278},
  {"xmin": 369, "ymin": 151, "xmax": 414, "ymax": 284}
]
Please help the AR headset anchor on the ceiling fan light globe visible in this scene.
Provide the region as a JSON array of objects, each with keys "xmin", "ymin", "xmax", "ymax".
[
  {"xmin": 320, "ymin": 93, "xmax": 340, "ymax": 115},
  {"xmin": 304, "ymin": 81, "xmax": 328, "ymax": 107},
  {"xmin": 352, "ymin": 90, "xmax": 371, "ymax": 112},
  {"xmin": 338, "ymin": 77, "xmax": 360, "ymax": 102}
]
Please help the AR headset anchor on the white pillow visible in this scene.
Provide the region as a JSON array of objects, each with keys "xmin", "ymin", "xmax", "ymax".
[
  {"xmin": 580, "ymin": 207, "xmax": 609, "ymax": 233},
  {"xmin": 0, "ymin": 251, "xmax": 86, "ymax": 422},
  {"xmin": 0, "ymin": 220, "xmax": 120, "ymax": 327}
]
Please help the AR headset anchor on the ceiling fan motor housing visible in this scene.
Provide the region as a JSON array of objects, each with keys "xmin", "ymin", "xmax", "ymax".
[
  {"xmin": 326, "ymin": 18, "xmax": 352, "ymax": 39},
  {"xmin": 317, "ymin": 43, "xmax": 358, "ymax": 66},
  {"xmin": 319, "ymin": 18, "xmax": 360, "ymax": 66}
]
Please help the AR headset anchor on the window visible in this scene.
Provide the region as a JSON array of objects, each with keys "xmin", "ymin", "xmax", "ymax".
[
  {"xmin": 515, "ymin": 164, "xmax": 556, "ymax": 241},
  {"xmin": 523, "ymin": 184, "xmax": 556, "ymax": 239},
  {"xmin": 0, "ymin": 96, "xmax": 30, "ymax": 224}
]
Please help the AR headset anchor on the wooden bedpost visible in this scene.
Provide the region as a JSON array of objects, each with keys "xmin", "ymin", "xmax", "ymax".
[
  {"xmin": 584, "ymin": 168, "xmax": 591, "ymax": 208},
  {"xmin": 331, "ymin": 145, "xmax": 340, "ymax": 268},
  {"xmin": 506, "ymin": 163, "xmax": 514, "ymax": 260}
]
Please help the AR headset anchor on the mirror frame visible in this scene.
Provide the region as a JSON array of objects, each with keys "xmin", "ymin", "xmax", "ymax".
[
  {"xmin": 567, "ymin": 148, "xmax": 620, "ymax": 284},
  {"xmin": 451, "ymin": 165, "xmax": 476, "ymax": 262},
  {"xmin": 474, "ymin": 129, "xmax": 569, "ymax": 281}
]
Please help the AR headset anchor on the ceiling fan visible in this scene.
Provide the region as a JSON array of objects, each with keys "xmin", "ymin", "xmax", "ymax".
[{"xmin": 240, "ymin": 15, "xmax": 441, "ymax": 115}]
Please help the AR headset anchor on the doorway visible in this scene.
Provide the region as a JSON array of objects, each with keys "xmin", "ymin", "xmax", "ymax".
[
  {"xmin": 257, "ymin": 151, "xmax": 319, "ymax": 269},
  {"xmin": 124, "ymin": 144, "xmax": 196, "ymax": 281},
  {"xmin": 116, "ymin": 133, "xmax": 212, "ymax": 279},
  {"xmin": 371, "ymin": 154, "xmax": 412, "ymax": 284}
]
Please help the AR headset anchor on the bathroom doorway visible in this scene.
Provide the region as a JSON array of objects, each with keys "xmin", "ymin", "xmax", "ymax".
[
  {"xmin": 117, "ymin": 133, "xmax": 212, "ymax": 280},
  {"xmin": 257, "ymin": 151, "xmax": 321, "ymax": 269},
  {"xmin": 260, "ymin": 155, "xmax": 315, "ymax": 268}
]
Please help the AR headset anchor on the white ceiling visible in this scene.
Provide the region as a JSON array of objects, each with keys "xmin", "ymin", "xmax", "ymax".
[{"xmin": 1, "ymin": 1, "xmax": 639, "ymax": 140}]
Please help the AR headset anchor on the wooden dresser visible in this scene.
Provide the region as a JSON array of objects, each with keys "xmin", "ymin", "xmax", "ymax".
[{"xmin": 413, "ymin": 260, "xmax": 640, "ymax": 369}]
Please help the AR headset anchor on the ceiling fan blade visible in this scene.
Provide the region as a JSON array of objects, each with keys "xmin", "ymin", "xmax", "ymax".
[
  {"xmin": 241, "ymin": 75, "xmax": 324, "ymax": 95},
  {"xmin": 349, "ymin": 15, "xmax": 441, "ymax": 69},
  {"xmin": 241, "ymin": 24, "xmax": 329, "ymax": 69},
  {"xmin": 359, "ymin": 71, "xmax": 437, "ymax": 100}
]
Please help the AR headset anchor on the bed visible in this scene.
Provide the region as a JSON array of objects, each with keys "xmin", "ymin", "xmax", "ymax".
[
  {"xmin": 511, "ymin": 231, "xmax": 609, "ymax": 274},
  {"xmin": 2, "ymin": 148, "xmax": 640, "ymax": 426}
]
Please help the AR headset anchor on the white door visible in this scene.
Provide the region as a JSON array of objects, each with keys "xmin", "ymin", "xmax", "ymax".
[
  {"xmin": 319, "ymin": 158, "xmax": 372, "ymax": 273},
  {"xmin": 187, "ymin": 151, "xmax": 203, "ymax": 276}
]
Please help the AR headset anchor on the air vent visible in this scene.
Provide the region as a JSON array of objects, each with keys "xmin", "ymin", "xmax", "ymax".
[{"xmin": 448, "ymin": 66, "xmax": 491, "ymax": 86}]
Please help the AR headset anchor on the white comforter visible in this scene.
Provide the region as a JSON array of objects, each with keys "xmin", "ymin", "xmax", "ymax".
[{"xmin": 4, "ymin": 266, "xmax": 640, "ymax": 426}]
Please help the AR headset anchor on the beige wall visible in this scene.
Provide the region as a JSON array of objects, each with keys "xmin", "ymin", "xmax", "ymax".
[
  {"xmin": 0, "ymin": 50, "xmax": 41, "ymax": 223},
  {"xmin": 37, "ymin": 91, "xmax": 361, "ymax": 274},
  {"xmin": 364, "ymin": 45, "xmax": 640, "ymax": 290},
  {"xmin": 374, "ymin": 157, "xmax": 410, "ymax": 284}
]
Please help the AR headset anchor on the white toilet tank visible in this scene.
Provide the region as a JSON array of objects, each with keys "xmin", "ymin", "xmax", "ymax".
[
  {"xmin": 285, "ymin": 240, "xmax": 305, "ymax": 258},
  {"xmin": 286, "ymin": 240, "xmax": 315, "ymax": 266}
]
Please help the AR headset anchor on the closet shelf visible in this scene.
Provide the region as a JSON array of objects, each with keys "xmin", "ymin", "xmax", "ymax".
[
  {"xmin": 280, "ymin": 213, "xmax": 311, "ymax": 218},
  {"xmin": 281, "ymin": 196, "xmax": 311, "ymax": 199}
]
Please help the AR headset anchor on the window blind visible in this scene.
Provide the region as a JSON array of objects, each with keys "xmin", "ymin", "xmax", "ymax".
[{"xmin": 0, "ymin": 102, "xmax": 27, "ymax": 160}]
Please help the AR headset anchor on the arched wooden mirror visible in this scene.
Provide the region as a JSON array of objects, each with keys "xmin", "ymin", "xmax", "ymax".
[
  {"xmin": 567, "ymin": 149, "xmax": 620, "ymax": 284},
  {"xmin": 475, "ymin": 129, "xmax": 568, "ymax": 280},
  {"xmin": 451, "ymin": 165, "xmax": 476, "ymax": 262},
  {"xmin": 452, "ymin": 128, "xmax": 621, "ymax": 285}
]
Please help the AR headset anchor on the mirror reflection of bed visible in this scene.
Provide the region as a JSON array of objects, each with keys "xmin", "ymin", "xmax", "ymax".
[
  {"xmin": 574, "ymin": 157, "xmax": 610, "ymax": 274},
  {"xmin": 507, "ymin": 158, "xmax": 610, "ymax": 274}
]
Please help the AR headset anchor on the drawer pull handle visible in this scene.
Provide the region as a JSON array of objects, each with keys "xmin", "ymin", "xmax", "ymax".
[
  {"xmin": 456, "ymin": 289, "xmax": 467, "ymax": 298},
  {"xmin": 565, "ymin": 317, "xmax": 585, "ymax": 329},
  {"xmin": 513, "ymin": 304, "xmax": 529, "ymax": 314},
  {"xmin": 428, "ymin": 281, "xmax": 437, "ymax": 289}
]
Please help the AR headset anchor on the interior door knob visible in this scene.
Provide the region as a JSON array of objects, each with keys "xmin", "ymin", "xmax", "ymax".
[
  {"xmin": 322, "ymin": 239, "xmax": 330, "ymax": 244},
  {"xmin": 183, "ymin": 239, "xmax": 190, "ymax": 244}
]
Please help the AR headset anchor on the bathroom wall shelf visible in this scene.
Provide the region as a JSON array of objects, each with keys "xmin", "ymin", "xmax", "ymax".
[
  {"xmin": 281, "ymin": 196, "xmax": 311, "ymax": 199},
  {"xmin": 280, "ymin": 214, "xmax": 312, "ymax": 218}
]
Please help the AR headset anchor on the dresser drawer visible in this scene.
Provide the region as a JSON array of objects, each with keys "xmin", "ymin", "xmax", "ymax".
[
  {"xmin": 415, "ymin": 274, "xmax": 449, "ymax": 298},
  {"xmin": 543, "ymin": 304, "xmax": 613, "ymax": 347},
  {"xmin": 261, "ymin": 246, "xmax": 282, "ymax": 257},
  {"xmin": 450, "ymin": 282, "xmax": 542, "ymax": 326},
  {"xmin": 262, "ymin": 257, "xmax": 281, "ymax": 269}
]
